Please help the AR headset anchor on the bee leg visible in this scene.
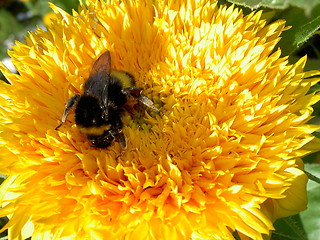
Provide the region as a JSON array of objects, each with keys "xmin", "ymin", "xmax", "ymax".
[
  {"xmin": 122, "ymin": 87, "xmax": 162, "ymax": 113},
  {"xmin": 123, "ymin": 104, "xmax": 136, "ymax": 118},
  {"xmin": 110, "ymin": 130, "xmax": 126, "ymax": 160},
  {"xmin": 117, "ymin": 131, "xmax": 127, "ymax": 153},
  {"xmin": 137, "ymin": 94, "xmax": 162, "ymax": 113},
  {"xmin": 122, "ymin": 86, "xmax": 141, "ymax": 98},
  {"xmin": 55, "ymin": 94, "xmax": 81, "ymax": 130}
]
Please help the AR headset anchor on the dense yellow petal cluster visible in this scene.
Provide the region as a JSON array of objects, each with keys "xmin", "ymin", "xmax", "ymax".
[{"xmin": 1, "ymin": 0, "xmax": 319, "ymax": 239}]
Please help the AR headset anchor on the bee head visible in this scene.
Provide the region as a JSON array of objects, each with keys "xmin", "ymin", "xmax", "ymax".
[{"xmin": 88, "ymin": 132, "xmax": 115, "ymax": 148}]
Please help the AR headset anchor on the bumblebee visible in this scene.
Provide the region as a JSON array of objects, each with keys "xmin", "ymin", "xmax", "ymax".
[{"xmin": 56, "ymin": 50, "xmax": 160, "ymax": 150}]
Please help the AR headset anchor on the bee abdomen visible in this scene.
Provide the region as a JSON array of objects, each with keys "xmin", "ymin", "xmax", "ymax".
[{"xmin": 77, "ymin": 124, "xmax": 111, "ymax": 136}]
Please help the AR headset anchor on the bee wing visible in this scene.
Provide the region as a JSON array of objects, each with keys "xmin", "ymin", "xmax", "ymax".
[
  {"xmin": 84, "ymin": 51, "xmax": 111, "ymax": 109},
  {"xmin": 90, "ymin": 50, "xmax": 111, "ymax": 77}
]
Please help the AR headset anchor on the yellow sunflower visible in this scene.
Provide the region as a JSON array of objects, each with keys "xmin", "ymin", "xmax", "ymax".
[{"xmin": 1, "ymin": 0, "xmax": 320, "ymax": 239}]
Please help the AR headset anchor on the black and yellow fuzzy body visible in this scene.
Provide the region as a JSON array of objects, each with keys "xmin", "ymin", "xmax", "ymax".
[{"xmin": 55, "ymin": 51, "xmax": 160, "ymax": 150}]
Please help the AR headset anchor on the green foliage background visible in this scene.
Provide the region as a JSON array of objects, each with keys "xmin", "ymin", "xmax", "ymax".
[{"xmin": 0, "ymin": 0, "xmax": 320, "ymax": 239}]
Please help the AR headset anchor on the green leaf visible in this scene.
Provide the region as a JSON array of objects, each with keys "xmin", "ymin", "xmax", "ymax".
[
  {"xmin": 274, "ymin": 6, "xmax": 320, "ymax": 56},
  {"xmin": 301, "ymin": 163, "xmax": 320, "ymax": 240},
  {"xmin": 23, "ymin": 0, "xmax": 79, "ymax": 16},
  {"xmin": 227, "ymin": 0, "xmax": 288, "ymax": 9},
  {"xmin": 272, "ymin": 214, "xmax": 307, "ymax": 240},
  {"xmin": 226, "ymin": 0, "xmax": 320, "ymax": 15},
  {"xmin": 293, "ymin": 17, "xmax": 320, "ymax": 47},
  {"xmin": 292, "ymin": 0, "xmax": 320, "ymax": 16},
  {"xmin": 51, "ymin": 0, "xmax": 79, "ymax": 14},
  {"xmin": 224, "ymin": 2, "xmax": 320, "ymax": 57}
]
